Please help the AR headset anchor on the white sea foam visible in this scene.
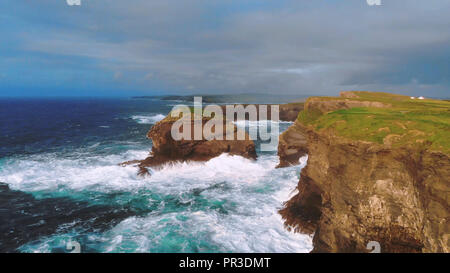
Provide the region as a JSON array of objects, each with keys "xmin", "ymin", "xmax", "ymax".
[
  {"xmin": 2, "ymin": 151, "xmax": 312, "ymax": 253},
  {"xmin": 0, "ymin": 150, "xmax": 150, "ymax": 193},
  {"xmin": 91, "ymin": 154, "xmax": 312, "ymax": 252},
  {"xmin": 299, "ymin": 155, "xmax": 308, "ymax": 169},
  {"xmin": 131, "ymin": 114, "xmax": 165, "ymax": 124}
]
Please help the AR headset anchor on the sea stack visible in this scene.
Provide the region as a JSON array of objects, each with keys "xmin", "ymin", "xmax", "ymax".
[{"xmin": 122, "ymin": 112, "xmax": 257, "ymax": 176}]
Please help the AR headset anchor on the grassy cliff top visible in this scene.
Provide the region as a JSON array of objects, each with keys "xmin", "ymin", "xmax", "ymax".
[{"xmin": 298, "ymin": 91, "xmax": 450, "ymax": 153}]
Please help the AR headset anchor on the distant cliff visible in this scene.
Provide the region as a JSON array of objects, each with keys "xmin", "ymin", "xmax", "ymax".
[
  {"xmin": 218, "ymin": 102, "xmax": 304, "ymax": 122},
  {"xmin": 280, "ymin": 91, "xmax": 450, "ymax": 252},
  {"xmin": 279, "ymin": 103, "xmax": 304, "ymax": 121}
]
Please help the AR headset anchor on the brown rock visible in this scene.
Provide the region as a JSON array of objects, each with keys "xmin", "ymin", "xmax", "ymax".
[
  {"xmin": 280, "ymin": 126, "xmax": 450, "ymax": 253},
  {"xmin": 219, "ymin": 103, "xmax": 304, "ymax": 122},
  {"xmin": 276, "ymin": 93, "xmax": 389, "ymax": 168},
  {"xmin": 279, "ymin": 103, "xmax": 304, "ymax": 121},
  {"xmin": 277, "ymin": 122, "xmax": 308, "ymax": 168},
  {"xmin": 122, "ymin": 114, "xmax": 257, "ymax": 176}
]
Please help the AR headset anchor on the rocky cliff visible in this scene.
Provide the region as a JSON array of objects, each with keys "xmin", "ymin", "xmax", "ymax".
[
  {"xmin": 277, "ymin": 122, "xmax": 308, "ymax": 168},
  {"xmin": 279, "ymin": 91, "xmax": 450, "ymax": 253},
  {"xmin": 277, "ymin": 94, "xmax": 390, "ymax": 168},
  {"xmin": 219, "ymin": 102, "xmax": 304, "ymax": 122},
  {"xmin": 122, "ymin": 113, "xmax": 256, "ymax": 176},
  {"xmin": 122, "ymin": 100, "xmax": 302, "ymax": 175},
  {"xmin": 279, "ymin": 103, "xmax": 304, "ymax": 121}
]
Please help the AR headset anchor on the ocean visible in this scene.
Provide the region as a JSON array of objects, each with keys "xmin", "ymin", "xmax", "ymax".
[{"xmin": 0, "ymin": 97, "xmax": 312, "ymax": 253}]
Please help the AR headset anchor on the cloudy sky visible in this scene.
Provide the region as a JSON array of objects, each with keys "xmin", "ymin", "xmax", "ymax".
[{"xmin": 1, "ymin": 0, "xmax": 449, "ymax": 97}]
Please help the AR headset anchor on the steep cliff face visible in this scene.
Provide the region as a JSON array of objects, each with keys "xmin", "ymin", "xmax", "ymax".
[
  {"xmin": 280, "ymin": 91, "xmax": 450, "ymax": 253},
  {"xmin": 277, "ymin": 94, "xmax": 389, "ymax": 168},
  {"xmin": 277, "ymin": 122, "xmax": 308, "ymax": 168},
  {"xmin": 279, "ymin": 103, "xmax": 304, "ymax": 121},
  {"xmin": 219, "ymin": 102, "xmax": 304, "ymax": 122},
  {"xmin": 281, "ymin": 127, "xmax": 449, "ymax": 252}
]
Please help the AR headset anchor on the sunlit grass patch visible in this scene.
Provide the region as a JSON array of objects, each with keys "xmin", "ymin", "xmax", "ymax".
[{"xmin": 297, "ymin": 92, "xmax": 450, "ymax": 153}]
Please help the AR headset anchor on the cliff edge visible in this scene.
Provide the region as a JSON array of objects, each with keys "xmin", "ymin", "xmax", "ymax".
[{"xmin": 280, "ymin": 91, "xmax": 450, "ymax": 252}]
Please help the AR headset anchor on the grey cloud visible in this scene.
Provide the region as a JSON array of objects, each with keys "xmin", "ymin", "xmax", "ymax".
[{"xmin": 8, "ymin": 0, "xmax": 450, "ymax": 97}]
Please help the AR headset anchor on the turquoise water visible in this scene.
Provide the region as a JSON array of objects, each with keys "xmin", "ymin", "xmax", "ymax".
[{"xmin": 0, "ymin": 98, "xmax": 312, "ymax": 253}]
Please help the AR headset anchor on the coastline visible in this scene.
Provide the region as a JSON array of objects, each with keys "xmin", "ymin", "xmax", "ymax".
[{"xmin": 278, "ymin": 91, "xmax": 450, "ymax": 252}]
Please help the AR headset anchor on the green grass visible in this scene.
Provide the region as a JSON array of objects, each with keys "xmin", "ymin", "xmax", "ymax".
[{"xmin": 297, "ymin": 91, "xmax": 450, "ymax": 153}]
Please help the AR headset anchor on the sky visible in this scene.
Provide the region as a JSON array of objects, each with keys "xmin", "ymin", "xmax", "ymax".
[{"xmin": 0, "ymin": 0, "xmax": 449, "ymax": 97}]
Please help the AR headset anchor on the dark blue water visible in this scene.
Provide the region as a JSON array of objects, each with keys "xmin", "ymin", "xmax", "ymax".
[
  {"xmin": 0, "ymin": 98, "xmax": 170, "ymax": 158},
  {"xmin": 0, "ymin": 98, "xmax": 312, "ymax": 253}
]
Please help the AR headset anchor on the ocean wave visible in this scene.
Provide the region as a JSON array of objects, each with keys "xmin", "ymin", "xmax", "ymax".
[
  {"xmin": 299, "ymin": 155, "xmax": 308, "ymax": 169},
  {"xmin": 131, "ymin": 114, "xmax": 165, "ymax": 124},
  {"xmin": 3, "ymin": 152, "xmax": 312, "ymax": 253},
  {"xmin": 0, "ymin": 150, "xmax": 150, "ymax": 194}
]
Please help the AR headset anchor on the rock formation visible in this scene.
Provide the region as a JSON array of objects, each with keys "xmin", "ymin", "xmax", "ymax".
[
  {"xmin": 122, "ymin": 100, "xmax": 303, "ymax": 175},
  {"xmin": 122, "ymin": 113, "xmax": 257, "ymax": 176},
  {"xmin": 277, "ymin": 122, "xmax": 308, "ymax": 168},
  {"xmin": 276, "ymin": 95, "xmax": 390, "ymax": 168},
  {"xmin": 219, "ymin": 102, "xmax": 304, "ymax": 122},
  {"xmin": 279, "ymin": 103, "xmax": 304, "ymax": 121},
  {"xmin": 279, "ymin": 91, "xmax": 450, "ymax": 253}
]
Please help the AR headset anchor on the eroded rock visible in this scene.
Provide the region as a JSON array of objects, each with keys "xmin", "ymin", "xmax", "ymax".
[
  {"xmin": 277, "ymin": 122, "xmax": 308, "ymax": 168},
  {"xmin": 280, "ymin": 126, "xmax": 450, "ymax": 253},
  {"xmin": 279, "ymin": 91, "xmax": 449, "ymax": 252},
  {"xmin": 122, "ymin": 114, "xmax": 257, "ymax": 176}
]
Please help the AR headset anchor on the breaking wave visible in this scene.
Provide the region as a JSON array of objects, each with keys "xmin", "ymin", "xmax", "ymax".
[
  {"xmin": 131, "ymin": 114, "xmax": 166, "ymax": 124},
  {"xmin": 1, "ymin": 151, "xmax": 312, "ymax": 253}
]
